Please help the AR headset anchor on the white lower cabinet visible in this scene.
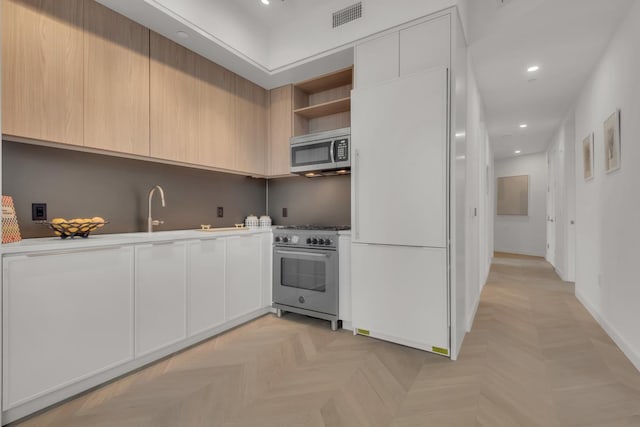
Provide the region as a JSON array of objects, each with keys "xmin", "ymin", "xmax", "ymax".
[
  {"xmin": 351, "ymin": 244, "xmax": 449, "ymax": 353},
  {"xmin": 187, "ymin": 239, "xmax": 226, "ymax": 336},
  {"xmin": 2, "ymin": 246, "xmax": 134, "ymax": 409},
  {"xmin": 135, "ymin": 242, "xmax": 187, "ymax": 357},
  {"xmin": 226, "ymin": 235, "xmax": 262, "ymax": 320},
  {"xmin": 1, "ymin": 232, "xmax": 272, "ymax": 422}
]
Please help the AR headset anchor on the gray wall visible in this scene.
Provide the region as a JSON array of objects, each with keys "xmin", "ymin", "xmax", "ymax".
[
  {"xmin": 3, "ymin": 141, "xmax": 267, "ymax": 238},
  {"xmin": 268, "ymin": 175, "xmax": 350, "ymax": 226}
]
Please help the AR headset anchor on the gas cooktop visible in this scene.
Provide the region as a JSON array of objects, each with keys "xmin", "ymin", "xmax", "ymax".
[{"xmin": 276, "ymin": 225, "xmax": 351, "ymax": 231}]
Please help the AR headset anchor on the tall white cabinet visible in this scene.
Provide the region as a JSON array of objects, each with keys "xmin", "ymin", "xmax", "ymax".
[{"xmin": 351, "ymin": 11, "xmax": 466, "ymax": 358}]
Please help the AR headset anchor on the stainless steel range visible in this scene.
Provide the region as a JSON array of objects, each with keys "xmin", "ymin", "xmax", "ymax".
[{"xmin": 272, "ymin": 225, "xmax": 350, "ymax": 330}]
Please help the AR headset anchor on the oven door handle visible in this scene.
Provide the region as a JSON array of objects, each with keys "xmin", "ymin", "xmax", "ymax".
[{"xmin": 275, "ymin": 250, "xmax": 331, "ymax": 258}]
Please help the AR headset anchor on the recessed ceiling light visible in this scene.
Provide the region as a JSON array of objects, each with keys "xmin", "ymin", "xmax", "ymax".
[
  {"xmin": 455, "ymin": 132, "xmax": 466, "ymax": 138},
  {"xmin": 176, "ymin": 31, "xmax": 188, "ymax": 39},
  {"xmin": 261, "ymin": 0, "xmax": 270, "ymax": 4},
  {"xmin": 527, "ymin": 65, "xmax": 540, "ymax": 73},
  {"xmin": 515, "ymin": 150, "xmax": 521, "ymax": 154},
  {"xmin": 519, "ymin": 124, "xmax": 528, "ymax": 128}
]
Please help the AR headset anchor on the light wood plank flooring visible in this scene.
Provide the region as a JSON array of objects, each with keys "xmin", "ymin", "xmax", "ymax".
[{"xmin": 13, "ymin": 254, "xmax": 640, "ymax": 426}]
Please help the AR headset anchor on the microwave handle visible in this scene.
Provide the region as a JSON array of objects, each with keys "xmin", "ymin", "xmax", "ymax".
[{"xmin": 330, "ymin": 140, "xmax": 335, "ymax": 164}]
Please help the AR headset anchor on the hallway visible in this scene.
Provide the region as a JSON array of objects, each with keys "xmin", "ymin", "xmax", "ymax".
[{"xmin": 14, "ymin": 254, "xmax": 640, "ymax": 427}]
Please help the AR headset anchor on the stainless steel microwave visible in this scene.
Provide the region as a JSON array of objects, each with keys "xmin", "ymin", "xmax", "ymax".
[{"xmin": 290, "ymin": 128, "xmax": 350, "ymax": 176}]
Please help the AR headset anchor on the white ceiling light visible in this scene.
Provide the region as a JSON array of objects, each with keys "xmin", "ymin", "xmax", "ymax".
[
  {"xmin": 519, "ymin": 123, "xmax": 528, "ymax": 128},
  {"xmin": 455, "ymin": 132, "xmax": 466, "ymax": 138},
  {"xmin": 527, "ymin": 65, "xmax": 540, "ymax": 73},
  {"xmin": 514, "ymin": 150, "xmax": 521, "ymax": 154},
  {"xmin": 261, "ymin": 0, "xmax": 270, "ymax": 4}
]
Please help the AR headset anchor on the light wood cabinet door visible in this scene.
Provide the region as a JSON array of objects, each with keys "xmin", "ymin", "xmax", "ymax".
[
  {"xmin": 2, "ymin": 0, "xmax": 83, "ymax": 145},
  {"xmin": 268, "ymin": 85, "xmax": 293, "ymax": 176},
  {"xmin": 235, "ymin": 76, "xmax": 267, "ymax": 175},
  {"xmin": 83, "ymin": 1, "xmax": 149, "ymax": 156},
  {"xmin": 149, "ymin": 32, "xmax": 200, "ymax": 164},
  {"xmin": 197, "ymin": 54, "xmax": 236, "ymax": 170}
]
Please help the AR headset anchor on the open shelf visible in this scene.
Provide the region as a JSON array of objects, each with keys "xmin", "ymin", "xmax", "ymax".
[
  {"xmin": 292, "ymin": 67, "xmax": 353, "ymax": 136},
  {"xmin": 295, "ymin": 68, "xmax": 353, "ymax": 94},
  {"xmin": 293, "ymin": 97, "xmax": 351, "ymax": 119}
]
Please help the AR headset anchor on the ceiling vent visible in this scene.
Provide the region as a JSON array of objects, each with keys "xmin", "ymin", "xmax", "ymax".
[
  {"xmin": 496, "ymin": 0, "xmax": 514, "ymax": 6},
  {"xmin": 333, "ymin": 2, "xmax": 362, "ymax": 28}
]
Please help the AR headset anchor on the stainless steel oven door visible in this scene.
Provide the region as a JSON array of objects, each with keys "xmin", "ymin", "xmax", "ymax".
[{"xmin": 273, "ymin": 247, "xmax": 338, "ymax": 316}]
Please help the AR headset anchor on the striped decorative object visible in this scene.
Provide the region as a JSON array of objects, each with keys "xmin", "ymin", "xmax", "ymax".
[{"xmin": 2, "ymin": 195, "xmax": 22, "ymax": 244}]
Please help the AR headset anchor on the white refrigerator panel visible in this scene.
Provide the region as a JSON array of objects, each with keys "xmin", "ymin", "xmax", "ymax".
[
  {"xmin": 351, "ymin": 243, "xmax": 449, "ymax": 351},
  {"xmin": 351, "ymin": 68, "xmax": 448, "ymax": 248}
]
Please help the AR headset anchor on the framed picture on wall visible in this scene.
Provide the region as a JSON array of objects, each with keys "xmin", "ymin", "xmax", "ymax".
[
  {"xmin": 604, "ymin": 110, "xmax": 621, "ymax": 173},
  {"xmin": 497, "ymin": 175, "xmax": 529, "ymax": 216},
  {"xmin": 582, "ymin": 133, "xmax": 594, "ymax": 181}
]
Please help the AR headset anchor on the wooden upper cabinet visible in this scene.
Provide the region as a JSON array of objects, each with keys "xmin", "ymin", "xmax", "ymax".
[
  {"xmin": 150, "ymin": 32, "xmax": 236, "ymax": 170},
  {"xmin": 2, "ymin": 0, "xmax": 84, "ymax": 145},
  {"xmin": 234, "ymin": 76, "xmax": 267, "ymax": 175},
  {"xmin": 83, "ymin": 1, "xmax": 150, "ymax": 156},
  {"xmin": 196, "ymin": 52, "xmax": 235, "ymax": 170},
  {"xmin": 149, "ymin": 32, "xmax": 200, "ymax": 164},
  {"xmin": 268, "ymin": 85, "xmax": 293, "ymax": 177}
]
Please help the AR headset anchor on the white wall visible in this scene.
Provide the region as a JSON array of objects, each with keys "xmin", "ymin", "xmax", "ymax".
[
  {"xmin": 546, "ymin": 114, "xmax": 576, "ymax": 282},
  {"xmin": 494, "ymin": 153, "xmax": 547, "ymax": 257},
  {"xmin": 572, "ymin": 0, "xmax": 640, "ymax": 371}
]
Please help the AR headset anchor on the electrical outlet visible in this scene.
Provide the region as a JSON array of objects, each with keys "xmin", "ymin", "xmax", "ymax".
[
  {"xmin": 217, "ymin": 207, "xmax": 224, "ymax": 218},
  {"xmin": 282, "ymin": 207, "xmax": 288, "ymax": 218},
  {"xmin": 32, "ymin": 203, "xmax": 47, "ymax": 221}
]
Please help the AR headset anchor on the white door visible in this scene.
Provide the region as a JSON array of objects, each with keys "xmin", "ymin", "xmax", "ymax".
[
  {"xmin": 546, "ymin": 153, "xmax": 556, "ymax": 265},
  {"xmin": 351, "ymin": 68, "xmax": 448, "ymax": 248},
  {"xmin": 187, "ymin": 239, "xmax": 226, "ymax": 336},
  {"xmin": 226, "ymin": 235, "xmax": 262, "ymax": 321},
  {"xmin": 135, "ymin": 242, "xmax": 187, "ymax": 357},
  {"xmin": 3, "ymin": 247, "xmax": 134, "ymax": 409},
  {"xmin": 351, "ymin": 243, "xmax": 449, "ymax": 354}
]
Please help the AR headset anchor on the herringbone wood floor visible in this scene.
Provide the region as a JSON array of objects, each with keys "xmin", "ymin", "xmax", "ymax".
[{"xmin": 13, "ymin": 254, "xmax": 640, "ymax": 426}]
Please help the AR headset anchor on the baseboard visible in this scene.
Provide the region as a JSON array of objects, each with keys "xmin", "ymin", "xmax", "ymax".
[
  {"xmin": 576, "ymin": 290, "xmax": 640, "ymax": 373},
  {"xmin": 466, "ymin": 295, "xmax": 480, "ymax": 332},
  {"xmin": 494, "ymin": 248, "xmax": 546, "ymax": 257}
]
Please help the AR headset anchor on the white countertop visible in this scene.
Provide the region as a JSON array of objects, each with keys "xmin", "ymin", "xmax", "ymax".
[{"xmin": 1, "ymin": 228, "xmax": 271, "ymax": 255}]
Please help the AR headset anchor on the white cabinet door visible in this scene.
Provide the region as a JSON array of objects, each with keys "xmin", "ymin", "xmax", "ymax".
[
  {"xmin": 352, "ymin": 68, "xmax": 449, "ymax": 248},
  {"xmin": 354, "ymin": 32, "xmax": 399, "ymax": 89},
  {"xmin": 135, "ymin": 242, "xmax": 187, "ymax": 357},
  {"xmin": 2, "ymin": 247, "xmax": 134, "ymax": 409},
  {"xmin": 338, "ymin": 235, "xmax": 352, "ymax": 323},
  {"xmin": 400, "ymin": 15, "xmax": 451, "ymax": 78},
  {"xmin": 351, "ymin": 243, "xmax": 448, "ymax": 353},
  {"xmin": 261, "ymin": 233, "xmax": 273, "ymax": 308},
  {"xmin": 226, "ymin": 235, "xmax": 262, "ymax": 321},
  {"xmin": 187, "ymin": 239, "xmax": 226, "ymax": 336}
]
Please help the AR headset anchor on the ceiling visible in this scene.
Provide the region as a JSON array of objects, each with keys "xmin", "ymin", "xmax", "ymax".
[
  {"xmin": 467, "ymin": 0, "xmax": 635, "ymax": 159},
  {"xmin": 96, "ymin": 0, "xmax": 634, "ymax": 160}
]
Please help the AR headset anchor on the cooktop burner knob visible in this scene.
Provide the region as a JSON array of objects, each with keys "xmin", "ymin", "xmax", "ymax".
[
  {"xmin": 274, "ymin": 236, "xmax": 281, "ymax": 243},
  {"xmin": 311, "ymin": 238, "xmax": 318, "ymax": 244},
  {"xmin": 282, "ymin": 237, "xmax": 289, "ymax": 243},
  {"xmin": 318, "ymin": 239, "xmax": 325, "ymax": 245},
  {"xmin": 325, "ymin": 239, "xmax": 332, "ymax": 245},
  {"xmin": 306, "ymin": 238, "xmax": 312, "ymax": 244}
]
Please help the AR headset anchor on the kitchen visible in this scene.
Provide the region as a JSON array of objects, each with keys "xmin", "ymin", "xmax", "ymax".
[{"xmin": 0, "ymin": 0, "xmax": 474, "ymax": 424}]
